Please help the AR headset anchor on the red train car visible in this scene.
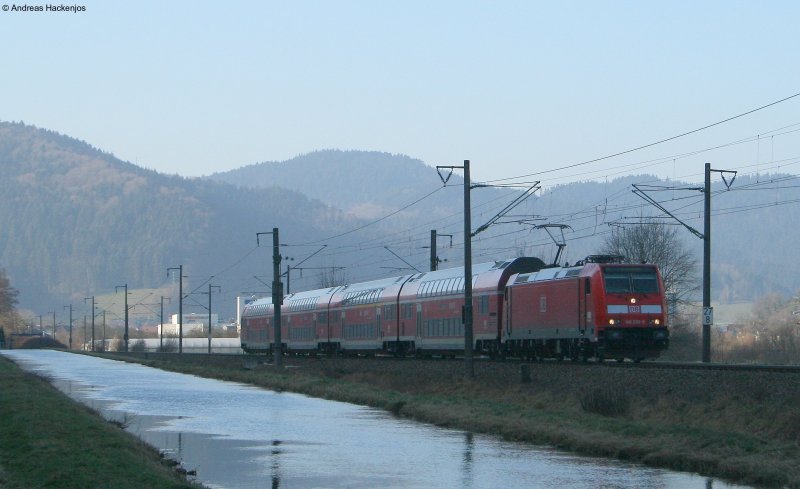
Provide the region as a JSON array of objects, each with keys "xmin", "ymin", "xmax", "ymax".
[
  {"xmin": 394, "ymin": 257, "xmax": 545, "ymax": 355},
  {"xmin": 503, "ymin": 255, "xmax": 669, "ymax": 361},
  {"xmin": 241, "ymin": 257, "xmax": 545, "ymax": 355},
  {"xmin": 240, "ymin": 255, "xmax": 669, "ymax": 361}
]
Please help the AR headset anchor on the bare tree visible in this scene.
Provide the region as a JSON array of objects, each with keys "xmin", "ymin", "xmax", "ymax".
[
  {"xmin": 0, "ymin": 268, "xmax": 18, "ymax": 315},
  {"xmin": 602, "ymin": 220, "xmax": 698, "ymax": 307},
  {"xmin": 0, "ymin": 268, "xmax": 22, "ymax": 339}
]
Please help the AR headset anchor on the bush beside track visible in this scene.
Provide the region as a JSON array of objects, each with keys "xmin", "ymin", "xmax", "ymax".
[{"xmin": 106, "ymin": 353, "xmax": 799, "ymax": 488}]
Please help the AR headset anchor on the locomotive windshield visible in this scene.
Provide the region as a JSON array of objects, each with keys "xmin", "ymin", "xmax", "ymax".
[{"xmin": 603, "ymin": 267, "xmax": 660, "ymax": 294}]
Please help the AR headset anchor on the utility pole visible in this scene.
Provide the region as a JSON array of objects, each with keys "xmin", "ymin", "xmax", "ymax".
[
  {"xmin": 51, "ymin": 311, "xmax": 56, "ymax": 339},
  {"xmin": 427, "ymin": 230, "xmax": 453, "ymax": 271},
  {"xmin": 160, "ymin": 296, "xmax": 171, "ymax": 351},
  {"xmin": 463, "ymin": 160, "xmax": 474, "ymax": 378},
  {"xmin": 83, "ymin": 297, "xmax": 95, "ymax": 352},
  {"xmin": 701, "ymin": 164, "xmax": 736, "ymax": 361},
  {"xmin": 116, "ymin": 284, "xmax": 129, "ymax": 352},
  {"xmin": 436, "ymin": 160, "xmax": 474, "ymax": 378},
  {"xmin": 102, "ymin": 310, "xmax": 106, "ymax": 352},
  {"xmin": 632, "ymin": 163, "xmax": 735, "ymax": 363},
  {"xmin": 702, "ymin": 163, "xmax": 712, "ymax": 363},
  {"xmin": 282, "ymin": 245, "xmax": 325, "ymax": 294},
  {"xmin": 167, "ymin": 266, "xmax": 184, "ymax": 354},
  {"xmin": 63, "ymin": 304, "xmax": 73, "ymax": 350},
  {"xmin": 207, "ymin": 284, "xmax": 221, "ymax": 354},
  {"xmin": 430, "ymin": 230, "xmax": 437, "ymax": 271},
  {"xmin": 257, "ymin": 229, "xmax": 283, "ymax": 367},
  {"xmin": 272, "ymin": 229, "xmax": 283, "ymax": 367}
]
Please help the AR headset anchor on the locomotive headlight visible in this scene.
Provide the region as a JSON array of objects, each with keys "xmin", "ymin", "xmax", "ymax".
[
  {"xmin": 608, "ymin": 319, "xmax": 617, "ymax": 325},
  {"xmin": 630, "ymin": 298, "xmax": 637, "ymax": 304},
  {"xmin": 654, "ymin": 319, "xmax": 661, "ymax": 325}
]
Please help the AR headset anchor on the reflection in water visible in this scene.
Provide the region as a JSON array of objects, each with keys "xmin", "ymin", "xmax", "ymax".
[
  {"xmin": 271, "ymin": 440, "xmax": 282, "ymax": 489},
  {"xmin": 2, "ymin": 350, "xmax": 756, "ymax": 489},
  {"xmin": 461, "ymin": 432, "xmax": 474, "ymax": 489}
]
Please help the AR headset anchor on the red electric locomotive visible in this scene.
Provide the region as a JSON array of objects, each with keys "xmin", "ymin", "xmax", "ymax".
[
  {"xmin": 503, "ymin": 255, "xmax": 669, "ymax": 361},
  {"xmin": 240, "ymin": 255, "xmax": 669, "ymax": 361}
]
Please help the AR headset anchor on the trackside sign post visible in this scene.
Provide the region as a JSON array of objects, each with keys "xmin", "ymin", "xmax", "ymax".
[{"xmin": 703, "ymin": 307, "xmax": 713, "ymax": 327}]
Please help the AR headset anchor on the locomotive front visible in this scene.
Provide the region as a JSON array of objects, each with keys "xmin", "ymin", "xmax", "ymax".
[{"xmin": 589, "ymin": 262, "xmax": 669, "ymax": 360}]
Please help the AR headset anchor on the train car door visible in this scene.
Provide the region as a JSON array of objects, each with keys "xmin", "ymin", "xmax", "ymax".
[
  {"xmin": 376, "ymin": 307, "xmax": 382, "ymax": 340},
  {"xmin": 416, "ymin": 303, "xmax": 423, "ymax": 339},
  {"xmin": 505, "ymin": 287, "xmax": 512, "ymax": 337},
  {"xmin": 578, "ymin": 277, "xmax": 590, "ymax": 335}
]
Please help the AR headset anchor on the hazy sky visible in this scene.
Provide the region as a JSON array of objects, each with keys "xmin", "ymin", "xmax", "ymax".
[{"xmin": 2, "ymin": 1, "xmax": 799, "ymax": 184}]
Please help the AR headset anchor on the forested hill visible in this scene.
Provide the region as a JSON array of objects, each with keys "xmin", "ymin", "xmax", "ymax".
[
  {"xmin": 0, "ymin": 122, "xmax": 359, "ymax": 313},
  {"xmin": 211, "ymin": 150, "xmax": 800, "ymax": 303},
  {"xmin": 1, "ymin": 123, "xmax": 798, "ymax": 316},
  {"xmin": 210, "ymin": 151, "xmax": 443, "ymax": 219}
]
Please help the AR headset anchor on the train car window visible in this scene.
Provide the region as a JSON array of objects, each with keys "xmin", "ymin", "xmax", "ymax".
[
  {"xmin": 603, "ymin": 267, "xmax": 659, "ymax": 293},
  {"xmin": 479, "ymin": 296, "xmax": 489, "ymax": 315},
  {"xmin": 603, "ymin": 272, "xmax": 631, "ymax": 293},
  {"xmin": 631, "ymin": 272, "xmax": 659, "ymax": 293}
]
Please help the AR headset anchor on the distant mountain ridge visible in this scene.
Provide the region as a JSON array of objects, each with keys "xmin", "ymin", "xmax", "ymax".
[
  {"xmin": 210, "ymin": 150, "xmax": 444, "ymax": 219},
  {"xmin": 1, "ymin": 122, "xmax": 798, "ymax": 322},
  {"xmin": 0, "ymin": 122, "xmax": 364, "ymax": 316},
  {"xmin": 212, "ymin": 150, "xmax": 800, "ymax": 303}
]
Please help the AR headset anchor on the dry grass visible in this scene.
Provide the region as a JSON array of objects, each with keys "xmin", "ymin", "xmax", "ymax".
[{"xmin": 0, "ymin": 356, "xmax": 203, "ymax": 489}]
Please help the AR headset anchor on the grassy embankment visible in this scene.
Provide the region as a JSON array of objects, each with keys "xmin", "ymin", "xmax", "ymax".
[
  {"xmin": 0, "ymin": 355, "xmax": 203, "ymax": 489},
  {"xmin": 109, "ymin": 352, "xmax": 800, "ymax": 489}
]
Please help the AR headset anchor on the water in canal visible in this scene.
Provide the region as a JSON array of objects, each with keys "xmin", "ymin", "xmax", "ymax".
[{"xmin": 3, "ymin": 350, "xmax": 753, "ymax": 489}]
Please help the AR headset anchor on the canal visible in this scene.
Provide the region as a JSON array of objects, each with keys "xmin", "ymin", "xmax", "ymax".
[{"xmin": 2, "ymin": 350, "xmax": 753, "ymax": 489}]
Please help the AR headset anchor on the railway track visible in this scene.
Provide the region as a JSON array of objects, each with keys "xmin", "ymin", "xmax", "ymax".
[
  {"xmin": 601, "ymin": 359, "xmax": 800, "ymax": 374},
  {"xmin": 115, "ymin": 350, "xmax": 800, "ymax": 374},
  {"xmin": 378, "ymin": 352, "xmax": 800, "ymax": 374},
  {"xmin": 228, "ymin": 351, "xmax": 800, "ymax": 374}
]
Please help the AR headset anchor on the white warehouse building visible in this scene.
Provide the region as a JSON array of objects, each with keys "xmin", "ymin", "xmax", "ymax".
[{"xmin": 158, "ymin": 313, "xmax": 219, "ymax": 336}]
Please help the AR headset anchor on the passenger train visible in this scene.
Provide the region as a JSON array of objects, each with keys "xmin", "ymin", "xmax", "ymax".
[{"xmin": 240, "ymin": 255, "xmax": 669, "ymax": 361}]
